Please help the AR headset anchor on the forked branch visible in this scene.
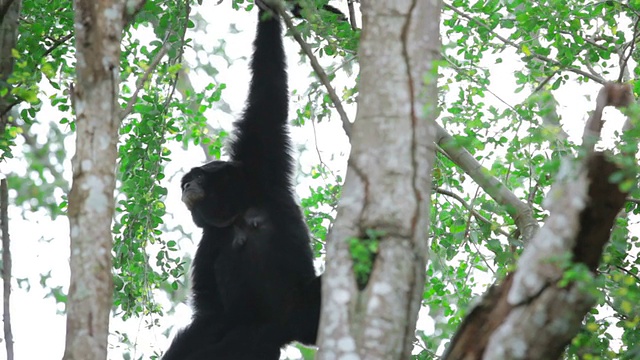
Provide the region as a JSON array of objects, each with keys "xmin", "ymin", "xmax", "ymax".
[{"xmin": 444, "ymin": 82, "xmax": 637, "ymax": 360}]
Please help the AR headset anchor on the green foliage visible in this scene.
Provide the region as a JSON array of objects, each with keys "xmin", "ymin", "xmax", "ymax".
[
  {"xmin": 300, "ymin": 164, "xmax": 342, "ymax": 256},
  {"xmin": 111, "ymin": 0, "xmax": 225, "ymax": 319},
  {"xmin": 108, "ymin": 0, "xmax": 187, "ymax": 319},
  {"xmin": 290, "ymin": 0, "xmax": 359, "ymax": 127},
  {"xmin": 296, "ymin": 344, "xmax": 318, "ymax": 360},
  {"xmin": 349, "ymin": 229, "xmax": 383, "ymax": 290},
  {"xmin": 0, "ymin": 123, "xmax": 18, "ymax": 160},
  {"xmin": 418, "ymin": 0, "xmax": 640, "ymax": 357},
  {"xmin": 5, "ymin": 0, "xmax": 640, "ymax": 357},
  {"xmin": 6, "ymin": 0, "xmax": 232, "ymax": 321},
  {"xmin": 2, "ymin": 0, "xmax": 74, "ymax": 209}
]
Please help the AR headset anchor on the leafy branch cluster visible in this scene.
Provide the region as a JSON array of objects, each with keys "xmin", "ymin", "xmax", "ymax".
[{"xmin": 418, "ymin": 0, "xmax": 640, "ymax": 357}]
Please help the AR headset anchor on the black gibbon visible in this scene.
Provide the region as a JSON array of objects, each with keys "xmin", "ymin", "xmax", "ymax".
[{"xmin": 162, "ymin": 2, "xmax": 325, "ymax": 359}]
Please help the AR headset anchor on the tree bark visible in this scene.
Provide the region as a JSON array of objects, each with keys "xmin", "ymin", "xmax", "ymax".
[
  {"xmin": 444, "ymin": 83, "xmax": 636, "ymax": 360},
  {"xmin": 0, "ymin": 179, "xmax": 13, "ymax": 360},
  {"xmin": 63, "ymin": 1, "xmax": 144, "ymax": 359},
  {"xmin": 317, "ymin": 0, "xmax": 442, "ymax": 358},
  {"xmin": 0, "ymin": 2, "xmax": 20, "ymax": 357},
  {"xmin": 0, "ymin": 0, "xmax": 21, "ymax": 122},
  {"xmin": 435, "ymin": 124, "xmax": 538, "ymax": 242}
]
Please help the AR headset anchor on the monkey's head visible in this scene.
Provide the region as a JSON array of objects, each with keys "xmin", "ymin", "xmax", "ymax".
[{"xmin": 181, "ymin": 160, "xmax": 248, "ymax": 228}]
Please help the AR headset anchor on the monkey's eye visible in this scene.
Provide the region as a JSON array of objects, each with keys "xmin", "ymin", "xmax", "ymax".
[{"xmin": 181, "ymin": 170, "xmax": 204, "ymax": 191}]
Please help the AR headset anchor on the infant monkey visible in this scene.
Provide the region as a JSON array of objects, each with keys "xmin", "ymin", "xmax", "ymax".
[{"xmin": 233, "ymin": 208, "xmax": 270, "ymax": 249}]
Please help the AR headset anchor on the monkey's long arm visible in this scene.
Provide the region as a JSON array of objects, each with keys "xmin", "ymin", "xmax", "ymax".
[{"xmin": 229, "ymin": 8, "xmax": 293, "ymax": 195}]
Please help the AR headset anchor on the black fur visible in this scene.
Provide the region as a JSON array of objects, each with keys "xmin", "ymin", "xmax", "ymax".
[
  {"xmin": 232, "ymin": 207, "xmax": 270, "ymax": 249},
  {"xmin": 163, "ymin": 7, "xmax": 320, "ymax": 360}
]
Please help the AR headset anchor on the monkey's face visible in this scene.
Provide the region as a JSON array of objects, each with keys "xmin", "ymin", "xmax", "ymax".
[{"xmin": 181, "ymin": 161, "xmax": 248, "ymax": 228}]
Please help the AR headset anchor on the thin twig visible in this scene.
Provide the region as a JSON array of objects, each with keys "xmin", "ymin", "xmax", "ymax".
[
  {"xmin": 558, "ymin": 30, "xmax": 609, "ymax": 52},
  {"xmin": 119, "ymin": 42, "xmax": 169, "ymax": 120},
  {"xmin": 42, "ymin": 33, "xmax": 73, "ymax": 58},
  {"xmin": 278, "ymin": 6, "xmax": 353, "ymax": 138},
  {"xmin": 434, "ymin": 187, "xmax": 511, "ymax": 238},
  {"xmin": 626, "ymin": 197, "xmax": 640, "ymax": 205},
  {"xmin": 310, "ymin": 115, "xmax": 340, "ymax": 187},
  {"xmin": 0, "ymin": 179, "xmax": 14, "ymax": 360},
  {"xmin": 585, "ymin": 59, "xmax": 602, "ymax": 79},
  {"xmin": 527, "ymin": 176, "xmax": 544, "ymax": 208},
  {"xmin": 531, "ymin": 72, "xmax": 556, "ymax": 94},
  {"xmin": 161, "ymin": 0, "xmax": 190, "ymax": 112},
  {"xmin": 326, "ymin": 54, "xmax": 357, "ymax": 78},
  {"xmin": 617, "ymin": 17, "xmax": 639, "ymax": 83},
  {"xmin": 615, "ymin": 265, "xmax": 640, "ymax": 283},
  {"xmin": 462, "ymin": 188, "xmax": 497, "ymax": 275}
]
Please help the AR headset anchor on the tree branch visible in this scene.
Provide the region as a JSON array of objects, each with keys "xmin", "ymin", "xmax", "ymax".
[
  {"xmin": 42, "ymin": 33, "xmax": 73, "ymax": 58},
  {"xmin": 119, "ymin": 43, "xmax": 169, "ymax": 120},
  {"xmin": 626, "ymin": 197, "xmax": 640, "ymax": 205},
  {"xmin": 434, "ymin": 187, "xmax": 511, "ymax": 238},
  {"xmin": 0, "ymin": 98, "xmax": 20, "ymax": 119},
  {"xmin": 278, "ymin": 6, "xmax": 353, "ymax": 138},
  {"xmin": 435, "ymin": 123, "xmax": 538, "ymax": 242},
  {"xmin": 347, "ymin": 0, "xmax": 357, "ymax": 30},
  {"xmin": 617, "ymin": 17, "xmax": 639, "ymax": 83},
  {"xmin": 582, "ymin": 83, "xmax": 633, "ymax": 153}
]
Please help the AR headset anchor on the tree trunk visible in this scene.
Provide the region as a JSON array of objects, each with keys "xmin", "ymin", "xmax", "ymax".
[
  {"xmin": 63, "ymin": 1, "xmax": 140, "ymax": 359},
  {"xmin": 0, "ymin": 2, "xmax": 22, "ymax": 358},
  {"xmin": 317, "ymin": 0, "xmax": 442, "ymax": 358},
  {"xmin": 0, "ymin": 0, "xmax": 22, "ymax": 124}
]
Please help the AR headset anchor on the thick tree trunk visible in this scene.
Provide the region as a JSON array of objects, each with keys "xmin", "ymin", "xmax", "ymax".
[
  {"xmin": 317, "ymin": 0, "xmax": 442, "ymax": 359},
  {"xmin": 63, "ymin": 1, "xmax": 142, "ymax": 359}
]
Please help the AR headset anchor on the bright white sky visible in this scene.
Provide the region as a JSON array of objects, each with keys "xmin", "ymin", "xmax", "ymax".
[{"xmin": 0, "ymin": 1, "xmax": 636, "ymax": 360}]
